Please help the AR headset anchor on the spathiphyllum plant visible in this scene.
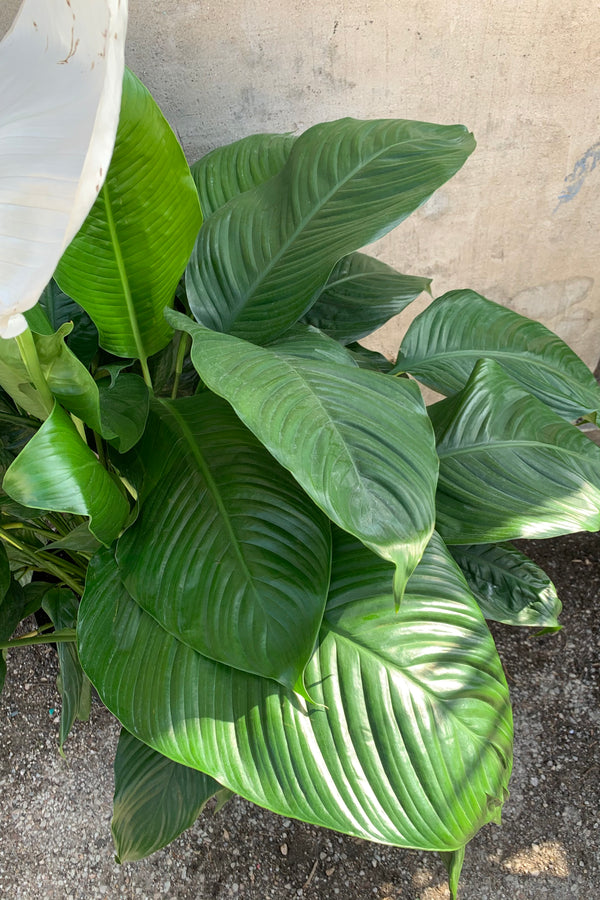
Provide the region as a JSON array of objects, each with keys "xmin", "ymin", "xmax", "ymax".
[{"xmin": 2, "ymin": 5, "xmax": 600, "ymax": 898}]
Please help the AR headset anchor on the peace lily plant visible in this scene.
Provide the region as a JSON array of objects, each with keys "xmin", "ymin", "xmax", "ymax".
[{"xmin": 1, "ymin": 2, "xmax": 600, "ymax": 896}]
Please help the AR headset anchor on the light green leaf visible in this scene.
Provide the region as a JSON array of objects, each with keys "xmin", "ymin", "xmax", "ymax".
[
  {"xmin": 449, "ymin": 543, "xmax": 562, "ymax": 629},
  {"xmin": 45, "ymin": 522, "xmax": 101, "ymax": 558},
  {"xmin": 43, "ymin": 588, "xmax": 91, "ymax": 751},
  {"xmin": 55, "ymin": 69, "xmax": 202, "ymax": 361},
  {"xmin": 303, "ymin": 253, "xmax": 431, "ymax": 344},
  {"xmin": 346, "ymin": 343, "xmax": 394, "ymax": 373},
  {"xmin": 440, "ymin": 846, "xmax": 466, "ymax": 900},
  {"xmin": 78, "ymin": 530, "xmax": 512, "ymax": 851},
  {"xmin": 185, "ymin": 119, "xmax": 474, "ymax": 344},
  {"xmin": 430, "ymin": 359, "xmax": 600, "ymax": 543},
  {"xmin": 112, "ymin": 728, "xmax": 222, "ymax": 863},
  {"xmin": 116, "ymin": 394, "xmax": 331, "ymax": 691},
  {"xmin": 191, "ymin": 132, "xmax": 296, "ymax": 216},
  {"xmin": 169, "ymin": 312, "xmax": 438, "ymax": 603},
  {"xmin": 3, "ymin": 404, "xmax": 129, "ymax": 545},
  {"xmin": 397, "ymin": 290, "xmax": 600, "ymax": 421}
]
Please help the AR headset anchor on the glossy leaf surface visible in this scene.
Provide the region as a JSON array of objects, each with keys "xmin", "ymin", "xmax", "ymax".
[
  {"xmin": 79, "ymin": 531, "xmax": 512, "ymax": 851},
  {"xmin": 40, "ymin": 280, "xmax": 99, "ymax": 367},
  {"xmin": 55, "ymin": 69, "xmax": 202, "ymax": 360},
  {"xmin": 3, "ymin": 404, "xmax": 129, "ymax": 545},
  {"xmin": 449, "ymin": 543, "xmax": 562, "ymax": 628},
  {"xmin": 116, "ymin": 395, "xmax": 331, "ymax": 690},
  {"xmin": 170, "ymin": 312, "xmax": 438, "ymax": 603},
  {"xmin": 397, "ymin": 290, "xmax": 600, "ymax": 421},
  {"xmin": 191, "ymin": 132, "xmax": 296, "ymax": 216},
  {"xmin": 112, "ymin": 729, "xmax": 221, "ymax": 863},
  {"xmin": 431, "ymin": 359, "xmax": 600, "ymax": 543},
  {"xmin": 303, "ymin": 253, "xmax": 430, "ymax": 344},
  {"xmin": 185, "ymin": 119, "xmax": 474, "ymax": 344}
]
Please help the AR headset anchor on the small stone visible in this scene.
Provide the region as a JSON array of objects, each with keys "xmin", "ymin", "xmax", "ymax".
[
  {"xmin": 326, "ymin": 867, "xmax": 335, "ymax": 877},
  {"xmin": 280, "ymin": 843, "xmax": 288, "ymax": 857}
]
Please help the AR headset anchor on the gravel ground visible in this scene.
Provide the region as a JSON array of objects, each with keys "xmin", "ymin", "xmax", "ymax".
[{"xmin": 1, "ymin": 531, "xmax": 599, "ymax": 899}]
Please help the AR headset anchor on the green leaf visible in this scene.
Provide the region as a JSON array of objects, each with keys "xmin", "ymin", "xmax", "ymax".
[
  {"xmin": 303, "ymin": 253, "xmax": 431, "ymax": 344},
  {"xmin": 449, "ymin": 543, "xmax": 562, "ymax": 628},
  {"xmin": 78, "ymin": 530, "xmax": 512, "ymax": 851},
  {"xmin": 185, "ymin": 119, "xmax": 475, "ymax": 344},
  {"xmin": 116, "ymin": 394, "xmax": 331, "ymax": 691},
  {"xmin": 430, "ymin": 359, "xmax": 600, "ymax": 543},
  {"xmin": 40, "ymin": 280, "xmax": 99, "ymax": 367},
  {"xmin": 55, "ymin": 69, "xmax": 202, "ymax": 361},
  {"xmin": 112, "ymin": 728, "xmax": 222, "ymax": 863},
  {"xmin": 3, "ymin": 404, "xmax": 129, "ymax": 545},
  {"xmin": 169, "ymin": 312, "xmax": 438, "ymax": 603},
  {"xmin": 97, "ymin": 374, "xmax": 150, "ymax": 453},
  {"xmin": 0, "ymin": 541, "xmax": 10, "ymax": 599},
  {"xmin": 45, "ymin": 522, "xmax": 101, "ymax": 558},
  {"xmin": 42, "ymin": 588, "xmax": 91, "ymax": 751},
  {"xmin": 440, "ymin": 846, "xmax": 466, "ymax": 900},
  {"xmin": 346, "ymin": 342, "xmax": 394, "ymax": 373},
  {"xmin": 397, "ymin": 290, "xmax": 600, "ymax": 421},
  {"xmin": 191, "ymin": 132, "xmax": 296, "ymax": 217}
]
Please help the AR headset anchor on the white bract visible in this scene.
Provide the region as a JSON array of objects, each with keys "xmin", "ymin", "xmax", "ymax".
[{"xmin": 0, "ymin": 0, "xmax": 128, "ymax": 338}]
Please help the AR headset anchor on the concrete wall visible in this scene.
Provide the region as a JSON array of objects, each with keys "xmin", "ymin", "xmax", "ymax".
[{"xmin": 3, "ymin": 0, "xmax": 599, "ymax": 369}]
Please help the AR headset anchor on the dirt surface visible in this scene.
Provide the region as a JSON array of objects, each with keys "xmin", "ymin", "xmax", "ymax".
[{"xmin": 1, "ymin": 532, "xmax": 599, "ymax": 900}]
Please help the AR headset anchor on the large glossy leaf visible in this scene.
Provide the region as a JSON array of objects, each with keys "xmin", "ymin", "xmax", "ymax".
[
  {"xmin": 79, "ymin": 530, "xmax": 512, "ymax": 851},
  {"xmin": 55, "ymin": 68, "xmax": 202, "ymax": 361},
  {"xmin": 169, "ymin": 312, "xmax": 438, "ymax": 603},
  {"xmin": 116, "ymin": 394, "xmax": 331, "ymax": 691},
  {"xmin": 185, "ymin": 119, "xmax": 474, "ymax": 344},
  {"xmin": 0, "ymin": 0, "xmax": 126, "ymax": 338},
  {"xmin": 430, "ymin": 359, "xmax": 600, "ymax": 543},
  {"xmin": 397, "ymin": 290, "xmax": 600, "ymax": 421},
  {"xmin": 449, "ymin": 543, "xmax": 562, "ymax": 628},
  {"xmin": 303, "ymin": 253, "xmax": 431, "ymax": 344},
  {"xmin": 112, "ymin": 729, "xmax": 222, "ymax": 863},
  {"xmin": 191, "ymin": 132, "xmax": 296, "ymax": 217},
  {"xmin": 42, "ymin": 588, "xmax": 91, "ymax": 751},
  {"xmin": 3, "ymin": 403, "xmax": 129, "ymax": 545}
]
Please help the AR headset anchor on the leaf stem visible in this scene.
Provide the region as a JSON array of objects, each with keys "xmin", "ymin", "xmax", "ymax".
[
  {"xmin": 171, "ymin": 332, "xmax": 191, "ymax": 399},
  {"xmin": 101, "ymin": 184, "xmax": 153, "ymax": 391},
  {"xmin": 0, "ymin": 528, "xmax": 84, "ymax": 594},
  {"xmin": 0, "ymin": 628, "xmax": 76, "ymax": 650},
  {"xmin": 14, "ymin": 327, "xmax": 54, "ymax": 416}
]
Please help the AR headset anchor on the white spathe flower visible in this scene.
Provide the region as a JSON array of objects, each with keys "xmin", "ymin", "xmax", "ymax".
[{"xmin": 0, "ymin": 0, "xmax": 128, "ymax": 338}]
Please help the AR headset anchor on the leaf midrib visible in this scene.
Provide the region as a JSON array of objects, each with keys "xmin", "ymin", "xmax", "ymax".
[
  {"xmin": 437, "ymin": 438, "xmax": 595, "ymax": 462},
  {"xmin": 235, "ymin": 134, "xmax": 441, "ymax": 312},
  {"xmin": 403, "ymin": 347, "xmax": 596, "ymax": 391},
  {"xmin": 157, "ymin": 400, "xmax": 264, "ymax": 610},
  {"xmin": 325, "ymin": 618, "xmax": 495, "ymax": 746}
]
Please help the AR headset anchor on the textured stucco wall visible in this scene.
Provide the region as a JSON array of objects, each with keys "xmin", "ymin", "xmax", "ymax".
[{"xmin": 2, "ymin": 0, "xmax": 599, "ymax": 368}]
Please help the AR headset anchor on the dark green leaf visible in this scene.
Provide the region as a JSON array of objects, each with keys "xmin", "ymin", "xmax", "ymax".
[
  {"xmin": 45, "ymin": 523, "xmax": 102, "ymax": 557},
  {"xmin": 397, "ymin": 290, "xmax": 600, "ymax": 421},
  {"xmin": 191, "ymin": 132, "xmax": 296, "ymax": 217},
  {"xmin": 116, "ymin": 394, "xmax": 331, "ymax": 691},
  {"xmin": 3, "ymin": 404, "xmax": 129, "ymax": 545},
  {"xmin": 55, "ymin": 69, "xmax": 202, "ymax": 361},
  {"xmin": 79, "ymin": 531, "xmax": 512, "ymax": 851},
  {"xmin": 170, "ymin": 312, "xmax": 438, "ymax": 603},
  {"xmin": 430, "ymin": 359, "xmax": 600, "ymax": 543},
  {"xmin": 449, "ymin": 543, "xmax": 562, "ymax": 628},
  {"xmin": 112, "ymin": 728, "xmax": 222, "ymax": 862},
  {"xmin": 0, "ymin": 565, "xmax": 27, "ymax": 695},
  {"xmin": 43, "ymin": 588, "xmax": 91, "ymax": 751},
  {"xmin": 185, "ymin": 119, "xmax": 474, "ymax": 344},
  {"xmin": 97, "ymin": 374, "xmax": 150, "ymax": 453},
  {"xmin": 303, "ymin": 252, "xmax": 430, "ymax": 344},
  {"xmin": 39, "ymin": 280, "xmax": 99, "ymax": 367},
  {"xmin": 345, "ymin": 342, "xmax": 394, "ymax": 373}
]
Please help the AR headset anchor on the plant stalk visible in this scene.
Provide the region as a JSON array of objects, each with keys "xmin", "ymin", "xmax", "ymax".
[
  {"xmin": 14, "ymin": 326, "xmax": 54, "ymax": 416},
  {"xmin": 0, "ymin": 628, "xmax": 76, "ymax": 650}
]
